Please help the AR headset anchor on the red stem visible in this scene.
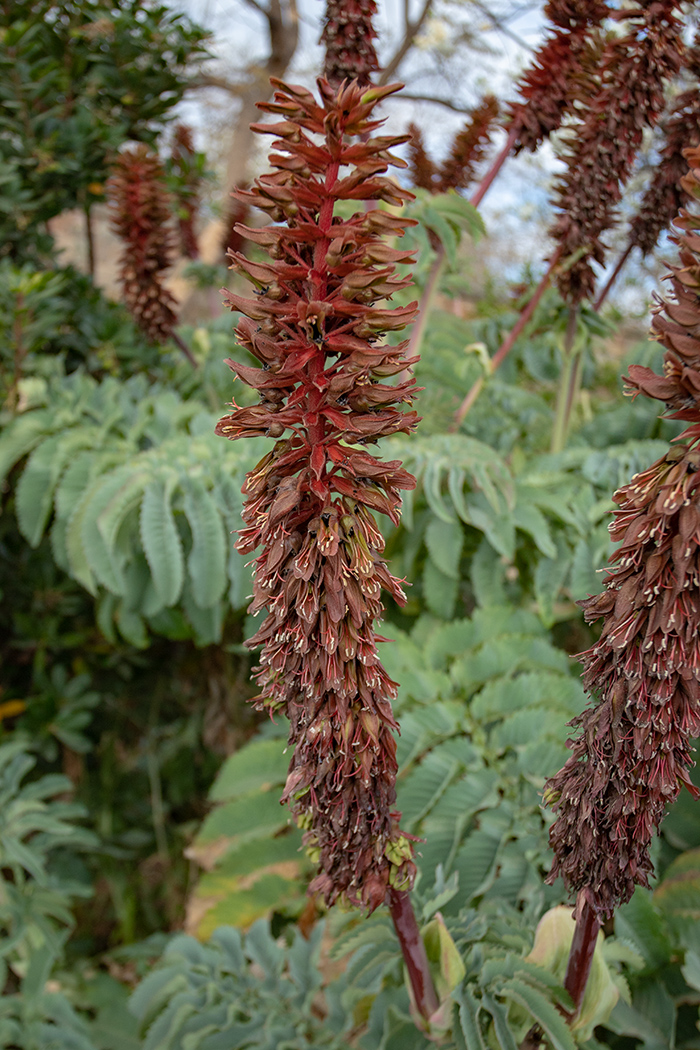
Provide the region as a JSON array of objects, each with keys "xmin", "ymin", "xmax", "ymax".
[
  {"xmin": 171, "ymin": 331, "xmax": 198, "ymax": 368},
  {"xmin": 564, "ymin": 892, "xmax": 600, "ymax": 1012},
  {"xmin": 594, "ymin": 242, "xmax": 634, "ymax": 312},
  {"xmin": 451, "ymin": 248, "xmax": 561, "ymax": 430},
  {"xmin": 469, "ymin": 124, "xmax": 518, "ymax": 208},
  {"xmin": 388, "ymin": 887, "xmax": 440, "ymax": 1023}
]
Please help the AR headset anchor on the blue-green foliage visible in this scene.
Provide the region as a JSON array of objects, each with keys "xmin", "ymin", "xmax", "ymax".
[
  {"xmin": 0, "ymin": 371, "xmax": 264, "ymax": 645},
  {"xmin": 130, "ymin": 921, "xmax": 349, "ymax": 1050}
]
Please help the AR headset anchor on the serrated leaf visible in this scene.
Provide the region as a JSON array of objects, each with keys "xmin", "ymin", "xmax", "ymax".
[
  {"xmin": 140, "ymin": 477, "xmax": 184, "ymax": 607},
  {"xmin": 452, "ymin": 828, "xmax": 500, "ymax": 902},
  {"xmin": 181, "ymin": 477, "xmax": 227, "ymax": 609},
  {"xmin": 615, "ymin": 890, "xmax": 671, "ymax": 971},
  {"xmin": 499, "ymin": 977, "xmax": 576, "ymax": 1050},
  {"xmin": 512, "ymin": 500, "xmax": 557, "ymax": 559},
  {"xmin": 454, "ymin": 985, "xmax": 487, "ymax": 1050},
  {"xmin": 97, "ymin": 469, "xmax": 150, "ymax": 557},
  {"xmin": 466, "ymin": 492, "xmax": 515, "ymax": 560},
  {"xmin": 481, "ymin": 993, "xmax": 518, "ymax": 1050},
  {"xmin": 470, "ymin": 538, "xmax": 505, "ymax": 608},
  {"xmin": 396, "ymin": 750, "xmax": 460, "ymax": 828},
  {"xmin": 534, "ymin": 542, "xmax": 571, "ymax": 627},
  {"xmin": 425, "ymin": 516, "xmax": 463, "ymax": 580},
  {"xmin": 0, "ymin": 410, "xmax": 50, "ymax": 487},
  {"xmin": 80, "ymin": 468, "xmax": 138, "ymax": 594},
  {"xmin": 15, "ymin": 435, "xmax": 64, "ymax": 547},
  {"xmin": 209, "ymin": 738, "xmax": 288, "ymax": 803},
  {"xmin": 422, "ymin": 558, "xmax": 458, "ymax": 619}
]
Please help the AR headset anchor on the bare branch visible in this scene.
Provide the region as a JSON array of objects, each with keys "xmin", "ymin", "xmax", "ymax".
[
  {"xmin": 468, "ymin": 0, "xmax": 531, "ymax": 50},
  {"xmin": 242, "ymin": 0, "xmax": 269, "ymax": 14},
  {"xmin": 189, "ymin": 72, "xmax": 248, "ymax": 96},
  {"xmin": 396, "ymin": 92, "xmax": 476, "ymax": 114},
  {"xmin": 378, "ymin": 0, "xmax": 433, "ymax": 85}
]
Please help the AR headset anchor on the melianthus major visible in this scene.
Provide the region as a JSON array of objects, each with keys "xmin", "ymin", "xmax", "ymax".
[{"xmin": 216, "ymin": 78, "xmax": 421, "ymax": 913}]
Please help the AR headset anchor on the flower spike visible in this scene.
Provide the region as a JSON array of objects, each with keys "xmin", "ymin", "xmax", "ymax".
[{"xmin": 216, "ymin": 78, "xmax": 420, "ymax": 912}]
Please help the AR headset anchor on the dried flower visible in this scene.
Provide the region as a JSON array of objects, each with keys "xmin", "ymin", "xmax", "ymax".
[
  {"xmin": 407, "ymin": 123, "xmax": 438, "ymax": 192},
  {"xmin": 508, "ymin": 0, "xmax": 608, "ymax": 155},
  {"xmin": 170, "ymin": 123, "xmax": 201, "ymax": 260},
  {"xmin": 545, "ymin": 145, "xmax": 700, "ymax": 920},
  {"xmin": 407, "ymin": 97, "xmax": 499, "ymax": 196},
  {"xmin": 437, "ymin": 96, "xmax": 499, "ymax": 193},
  {"xmin": 216, "ymin": 78, "xmax": 420, "ymax": 912},
  {"xmin": 321, "ymin": 0, "xmax": 379, "ymax": 88},
  {"xmin": 629, "ymin": 35, "xmax": 700, "ymax": 258},
  {"xmin": 107, "ymin": 145, "xmax": 178, "ymax": 343},
  {"xmin": 551, "ymin": 1, "xmax": 685, "ymax": 304}
]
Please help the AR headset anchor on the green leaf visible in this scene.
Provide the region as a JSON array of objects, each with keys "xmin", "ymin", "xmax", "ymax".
[
  {"xmin": 425, "ymin": 516, "xmax": 463, "ymax": 579},
  {"xmin": 454, "ymin": 985, "xmax": 488, "ymax": 1050},
  {"xmin": 470, "ymin": 538, "xmax": 506, "ymax": 608},
  {"xmin": 466, "ymin": 492, "xmax": 515, "ymax": 560},
  {"xmin": 140, "ymin": 476, "xmax": 184, "ymax": 607},
  {"xmin": 512, "ymin": 499, "xmax": 557, "ymax": 559},
  {"xmin": 481, "ymin": 993, "xmax": 518, "ymax": 1050},
  {"xmin": 534, "ymin": 540, "xmax": 571, "ymax": 627},
  {"xmin": 96, "ymin": 469, "xmax": 150, "ymax": 558},
  {"xmin": 209, "ymin": 738, "xmax": 288, "ymax": 803},
  {"xmin": 422, "ymin": 558, "xmax": 458, "ymax": 619},
  {"xmin": 396, "ymin": 750, "xmax": 460, "ymax": 828},
  {"xmin": 0, "ymin": 410, "xmax": 49, "ymax": 487},
  {"xmin": 499, "ymin": 978, "xmax": 576, "ymax": 1050},
  {"xmin": 80, "ymin": 468, "xmax": 138, "ymax": 594},
  {"xmin": 452, "ymin": 828, "xmax": 500, "ymax": 902},
  {"xmin": 181, "ymin": 477, "xmax": 227, "ymax": 608},
  {"xmin": 615, "ymin": 890, "xmax": 671, "ymax": 971}
]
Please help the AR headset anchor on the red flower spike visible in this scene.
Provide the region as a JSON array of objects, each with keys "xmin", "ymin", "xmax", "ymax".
[
  {"xmin": 107, "ymin": 145, "xmax": 178, "ymax": 344},
  {"xmin": 170, "ymin": 124, "xmax": 200, "ymax": 260},
  {"xmin": 545, "ymin": 145, "xmax": 700, "ymax": 921},
  {"xmin": 321, "ymin": 0, "xmax": 379, "ymax": 88},
  {"xmin": 508, "ymin": 0, "xmax": 608, "ymax": 155},
  {"xmin": 437, "ymin": 96, "xmax": 499, "ymax": 193},
  {"xmin": 551, "ymin": 1, "xmax": 685, "ymax": 304},
  {"xmin": 216, "ymin": 78, "xmax": 420, "ymax": 912},
  {"xmin": 629, "ymin": 33, "xmax": 700, "ymax": 258}
]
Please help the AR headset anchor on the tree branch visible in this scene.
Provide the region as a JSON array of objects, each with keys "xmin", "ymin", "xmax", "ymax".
[
  {"xmin": 189, "ymin": 72, "xmax": 248, "ymax": 96},
  {"xmin": 395, "ymin": 92, "xmax": 478, "ymax": 114},
  {"xmin": 378, "ymin": 0, "xmax": 433, "ymax": 85}
]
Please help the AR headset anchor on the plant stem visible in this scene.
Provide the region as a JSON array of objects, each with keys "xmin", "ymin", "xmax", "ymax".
[
  {"xmin": 594, "ymin": 242, "xmax": 634, "ymax": 311},
  {"xmin": 84, "ymin": 200, "xmax": 95, "ymax": 279},
  {"xmin": 550, "ymin": 306, "xmax": 579, "ymax": 454},
  {"xmin": 452, "ymin": 249, "xmax": 561, "ymax": 430},
  {"xmin": 404, "ymin": 242, "xmax": 446, "ymax": 368},
  {"xmin": 388, "ymin": 887, "xmax": 439, "ymax": 1023},
  {"xmin": 564, "ymin": 892, "xmax": 600, "ymax": 1013},
  {"xmin": 171, "ymin": 331, "xmax": 198, "ymax": 367},
  {"xmin": 469, "ymin": 124, "xmax": 518, "ymax": 208}
]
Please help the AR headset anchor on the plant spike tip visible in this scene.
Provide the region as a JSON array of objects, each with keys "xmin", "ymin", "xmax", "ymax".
[
  {"xmin": 216, "ymin": 77, "xmax": 420, "ymax": 913},
  {"xmin": 107, "ymin": 145, "xmax": 179, "ymax": 345},
  {"xmin": 546, "ymin": 145, "xmax": 700, "ymax": 921}
]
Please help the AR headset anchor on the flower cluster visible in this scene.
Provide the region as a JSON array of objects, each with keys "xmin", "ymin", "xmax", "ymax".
[
  {"xmin": 508, "ymin": 0, "xmax": 608, "ymax": 155},
  {"xmin": 407, "ymin": 97, "xmax": 499, "ymax": 195},
  {"xmin": 545, "ymin": 145, "xmax": 700, "ymax": 920},
  {"xmin": 629, "ymin": 34, "xmax": 700, "ymax": 258},
  {"xmin": 321, "ymin": 0, "xmax": 379, "ymax": 88},
  {"xmin": 216, "ymin": 78, "xmax": 420, "ymax": 912},
  {"xmin": 170, "ymin": 123, "xmax": 201, "ymax": 260},
  {"xmin": 550, "ymin": 1, "xmax": 684, "ymax": 304},
  {"xmin": 107, "ymin": 145, "xmax": 178, "ymax": 344}
]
